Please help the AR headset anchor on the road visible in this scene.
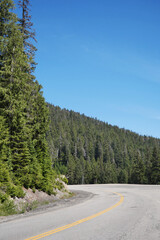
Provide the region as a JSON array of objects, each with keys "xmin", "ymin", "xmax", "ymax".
[{"xmin": 0, "ymin": 184, "xmax": 160, "ymax": 240}]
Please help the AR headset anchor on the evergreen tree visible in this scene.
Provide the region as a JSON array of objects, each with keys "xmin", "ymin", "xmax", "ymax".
[
  {"xmin": 145, "ymin": 147, "xmax": 152, "ymax": 184},
  {"xmin": 91, "ymin": 158, "xmax": 99, "ymax": 184},
  {"xmin": 0, "ymin": 116, "xmax": 11, "ymax": 185},
  {"xmin": 0, "ymin": 0, "xmax": 55, "ymax": 194},
  {"xmin": 131, "ymin": 152, "xmax": 145, "ymax": 184},
  {"xmin": 104, "ymin": 161, "xmax": 117, "ymax": 183},
  {"xmin": 67, "ymin": 155, "xmax": 76, "ymax": 184},
  {"xmin": 0, "ymin": 0, "xmax": 32, "ymax": 186},
  {"xmin": 150, "ymin": 147, "xmax": 160, "ymax": 184},
  {"xmin": 84, "ymin": 160, "xmax": 92, "ymax": 184},
  {"xmin": 17, "ymin": 0, "xmax": 53, "ymax": 192},
  {"xmin": 18, "ymin": 0, "xmax": 37, "ymax": 72},
  {"xmin": 74, "ymin": 158, "xmax": 83, "ymax": 184},
  {"xmin": 118, "ymin": 169, "xmax": 128, "ymax": 183},
  {"xmin": 0, "ymin": 116, "xmax": 9, "ymax": 162}
]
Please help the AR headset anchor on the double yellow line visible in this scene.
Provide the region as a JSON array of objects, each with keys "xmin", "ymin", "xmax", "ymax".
[{"xmin": 25, "ymin": 192, "xmax": 124, "ymax": 240}]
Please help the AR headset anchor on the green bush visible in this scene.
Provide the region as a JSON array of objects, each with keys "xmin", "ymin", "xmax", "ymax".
[
  {"xmin": 55, "ymin": 181, "xmax": 64, "ymax": 191},
  {"xmin": 0, "ymin": 192, "xmax": 16, "ymax": 216},
  {"xmin": 6, "ymin": 184, "xmax": 25, "ymax": 198},
  {"xmin": 0, "ymin": 192, "xmax": 8, "ymax": 203},
  {"xmin": 60, "ymin": 176, "xmax": 68, "ymax": 184}
]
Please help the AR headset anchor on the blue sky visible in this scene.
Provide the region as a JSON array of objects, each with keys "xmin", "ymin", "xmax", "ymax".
[{"xmin": 14, "ymin": 0, "xmax": 160, "ymax": 138}]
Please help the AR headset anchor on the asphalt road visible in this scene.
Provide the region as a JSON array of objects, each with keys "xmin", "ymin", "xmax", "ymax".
[{"xmin": 0, "ymin": 184, "xmax": 160, "ymax": 240}]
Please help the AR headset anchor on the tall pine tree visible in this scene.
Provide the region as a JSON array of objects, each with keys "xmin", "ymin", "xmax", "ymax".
[
  {"xmin": 0, "ymin": 0, "xmax": 55, "ymax": 193},
  {"xmin": 18, "ymin": 0, "xmax": 37, "ymax": 72},
  {"xmin": 150, "ymin": 147, "xmax": 160, "ymax": 184},
  {"xmin": 0, "ymin": 0, "xmax": 32, "ymax": 187}
]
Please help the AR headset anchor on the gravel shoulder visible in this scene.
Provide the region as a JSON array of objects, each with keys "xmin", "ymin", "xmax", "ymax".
[{"xmin": 0, "ymin": 189, "xmax": 94, "ymax": 224}]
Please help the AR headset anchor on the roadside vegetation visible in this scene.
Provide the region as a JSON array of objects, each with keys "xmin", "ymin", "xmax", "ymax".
[{"xmin": 0, "ymin": 0, "xmax": 68, "ymax": 216}]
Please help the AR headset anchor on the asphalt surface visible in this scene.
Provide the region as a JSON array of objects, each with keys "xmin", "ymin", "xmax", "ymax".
[{"xmin": 0, "ymin": 184, "xmax": 160, "ymax": 240}]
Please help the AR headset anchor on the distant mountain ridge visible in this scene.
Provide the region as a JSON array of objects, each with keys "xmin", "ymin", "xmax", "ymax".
[{"xmin": 47, "ymin": 103, "xmax": 160, "ymax": 185}]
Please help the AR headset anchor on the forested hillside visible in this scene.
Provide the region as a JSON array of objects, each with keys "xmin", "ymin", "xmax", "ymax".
[
  {"xmin": 47, "ymin": 104, "xmax": 160, "ymax": 185},
  {"xmin": 0, "ymin": 0, "xmax": 57, "ymax": 206},
  {"xmin": 1, "ymin": 1, "xmax": 160, "ymax": 217}
]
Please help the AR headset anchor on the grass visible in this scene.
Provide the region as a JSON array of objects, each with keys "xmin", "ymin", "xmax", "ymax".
[{"xmin": 60, "ymin": 191, "xmax": 75, "ymax": 199}]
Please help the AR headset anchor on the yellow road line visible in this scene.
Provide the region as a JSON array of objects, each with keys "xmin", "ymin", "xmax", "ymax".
[{"xmin": 25, "ymin": 191, "xmax": 124, "ymax": 240}]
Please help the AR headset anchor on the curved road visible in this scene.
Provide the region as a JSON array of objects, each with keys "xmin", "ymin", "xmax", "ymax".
[{"xmin": 0, "ymin": 184, "xmax": 160, "ymax": 240}]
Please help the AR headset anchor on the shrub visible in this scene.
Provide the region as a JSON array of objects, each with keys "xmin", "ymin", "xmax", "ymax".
[
  {"xmin": 0, "ymin": 192, "xmax": 16, "ymax": 216},
  {"xmin": 6, "ymin": 184, "xmax": 25, "ymax": 198}
]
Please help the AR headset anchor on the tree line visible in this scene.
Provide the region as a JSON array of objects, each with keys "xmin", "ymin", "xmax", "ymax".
[
  {"xmin": 0, "ymin": 0, "xmax": 56, "ymax": 197},
  {"xmin": 47, "ymin": 104, "xmax": 160, "ymax": 185}
]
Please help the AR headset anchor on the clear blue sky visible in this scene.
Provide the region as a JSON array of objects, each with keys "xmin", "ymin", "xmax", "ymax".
[{"xmin": 14, "ymin": 0, "xmax": 160, "ymax": 138}]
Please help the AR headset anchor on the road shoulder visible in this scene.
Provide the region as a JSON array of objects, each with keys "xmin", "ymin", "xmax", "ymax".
[{"xmin": 0, "ymin": 190, "xmax": 94, "ymax": 224}]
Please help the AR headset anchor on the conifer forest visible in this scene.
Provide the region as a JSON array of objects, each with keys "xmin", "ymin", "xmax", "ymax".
[
  {"xmin": 47, "ymin": 104, "xmax": 160, "ymax": 185},
  {"xmin": 0, "ymin": 0, "xmax": 160, "ymax": 210},
  {"xmin": 0, "ymin": 0, "xmax": 56, "ymax": 200}
]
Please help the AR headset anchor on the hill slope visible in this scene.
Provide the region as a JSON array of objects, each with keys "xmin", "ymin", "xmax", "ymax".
[{"xmin": 47, "ymin": 103, "xmax": 160, "ymax": 185}]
